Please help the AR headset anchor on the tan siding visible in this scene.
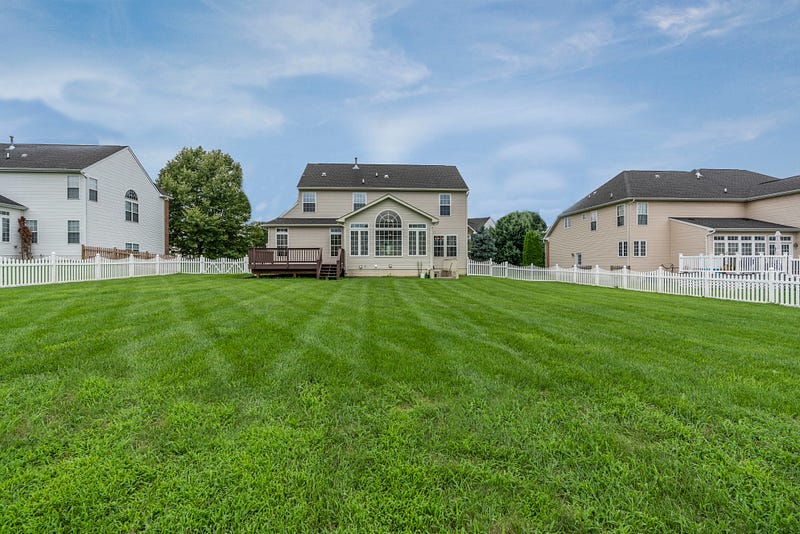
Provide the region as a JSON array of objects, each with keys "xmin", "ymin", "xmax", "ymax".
[
  {"xmin": 549, "ymin": 200, "xmax": 748, "ymax": 271},
  {"xmin": 747, "ymin": 193, "xmax": 800, "ymax": 228},
  {"xmin": 668, "ymin": 220, "xmax": 710, "ymax": 260}
]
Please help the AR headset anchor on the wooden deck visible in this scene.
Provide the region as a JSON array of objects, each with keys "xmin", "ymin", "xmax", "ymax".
[{"xmin": 248, "ymin": 248, "xmax": 345, "ymax": 279}]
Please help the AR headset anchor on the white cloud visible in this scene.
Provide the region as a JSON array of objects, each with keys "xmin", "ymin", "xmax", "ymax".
[
  {"xmin": 495, "ymin": 136, "xmax": 583, "ymax": 163},
  {"xmin": 355, "ymin": 93, "xmax": 646, "ymax": 162},
  {"xmin": 641, "ymin": 1, "xmax": 795, "ymax": 42},
  {"xmin": 660, "ymin": 116, "xmax": 778, "ymax": 150}
]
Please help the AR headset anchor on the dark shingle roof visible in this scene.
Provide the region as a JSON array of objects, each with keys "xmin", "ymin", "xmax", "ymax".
[
  {"xmin": 670, "ymin": 217, "xmax": 800, "ymax": 231},
  {"xmin": 468, "ymin": 217, "xmax": 492, "ymax": 232},
  {"xmin": 0, "ymin": 194, "xmax": 25, "ymax": 208},
  {"xmin": 263, "ymin": 217, "xmax": 340, "ymax": 226},
  {"xmin": 0, "ymin": 143, "xmax": 126, "ymax": 170},
  {"xmin": 560, "ymin": 169, "xmax": 792, "ymax": 216},
  {"xmin": 297, "ymin": 163, "xmax": 468, "ymax": 190}
]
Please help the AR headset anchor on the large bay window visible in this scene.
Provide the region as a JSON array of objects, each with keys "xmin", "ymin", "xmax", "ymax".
[{"xmin": 375, "ymin": 210, "xmax": 401, "ymax": 256}]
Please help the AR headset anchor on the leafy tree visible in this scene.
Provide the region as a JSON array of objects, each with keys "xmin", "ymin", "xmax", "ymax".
[
  {"xmin": 469, "ymin": 226, "xmax": 496, "ymax": 261},
  {"xmin": 157, "ymin": 147, "xmax": 254, "ymax": 258},
  {"xmin": 522, "ymin": 230, "xmax": 544, "ymax": 267},
  {"xmin": 493, "ymin": 211, "xmax": 547, "ymax": 265}
]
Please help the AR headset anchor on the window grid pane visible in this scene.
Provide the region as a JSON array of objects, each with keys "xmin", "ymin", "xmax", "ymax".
[
  {"xmin": 433, "ymin": 235, "xmax": 444, "ymax": 257},
  {"xmin": 1, "ymin": 217, "xmax": 8, "ymax": 242},
  {"xmin": 446, "ymin": 235, "xmax": 457, "ymax": 256},
  {"xmin": 439, "ymin": 194, "xmax": 451, "ymax": 216},
  {"xmin": 302, "ymin": 192, "xmax": 316, "ymax": 213},
  {"xmin": 67, "ymin": 220, "xmax": 80, "ymax": 244},
  {"xmin": 353, "ymin": 193, "xmax": 366, "ymax": 211}
]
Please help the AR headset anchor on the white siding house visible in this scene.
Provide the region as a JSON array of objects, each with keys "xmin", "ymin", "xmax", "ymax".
[{"xmin": 0, "ymin": 140, "xmax": 169, "ymax": 258}]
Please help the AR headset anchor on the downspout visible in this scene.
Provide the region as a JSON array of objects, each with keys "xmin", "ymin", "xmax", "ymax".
[{"xmin": 627, "ymin": 199, "xmax": 634, "ymax": 268}]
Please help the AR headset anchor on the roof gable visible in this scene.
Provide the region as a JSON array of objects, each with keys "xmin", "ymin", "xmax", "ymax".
[
  {"xmin": 298, "ymin": 163, "xmax": 468, "ymax": 191},
  {"xmin": 0, "ymin": 143, "xmax": 126, "ymax": 171},
  {"xmin": 337, "ymin": 194, "xmax": 439, "ymax": 223}
]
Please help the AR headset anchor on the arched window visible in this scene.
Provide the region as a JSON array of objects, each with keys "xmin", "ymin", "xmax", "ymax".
[
  {"xmin": 125, "ymin": 190, "xmax": 139, "ymax": 222},
  {"xmin": 375, "ymin": 210, "xmax": 401, "ymax": 256}
]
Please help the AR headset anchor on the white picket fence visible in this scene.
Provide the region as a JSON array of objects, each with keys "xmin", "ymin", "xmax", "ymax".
[
  {"xmin": 0, "ymin": 254, "xmax": 249, "ymax": 289},
  {"xmin": 468, "ymin": 260, "xmax": 800, "ymax": 308}
]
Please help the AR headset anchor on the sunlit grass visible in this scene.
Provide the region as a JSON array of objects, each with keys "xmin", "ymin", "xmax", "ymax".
[{"xmin": 1, "ymin": 275, "xmax": 799, "ymax": 531}]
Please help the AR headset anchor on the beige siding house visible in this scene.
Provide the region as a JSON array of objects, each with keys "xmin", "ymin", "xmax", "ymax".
[
  {"xmin": 545, "ymin": 169, "xmax": 800, "ymax": 271},
  {"xmin": 1, "ymin": 140, "xmax": 169, "ymax": 258},
  {"xmin": 264, "ymin": 162, "xmax": 469, "ymax": 277}
]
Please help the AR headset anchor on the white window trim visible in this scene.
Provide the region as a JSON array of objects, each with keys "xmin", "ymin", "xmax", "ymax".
[
  {"xmin": 618, "ymin": 241, "xmax": 628, "ymax": 257},
  {"xmin": 349, "ymin": 223, "xmax": 369, "ymax": 256},
  {"xmin": 439, "ymin": 193, "xmax": 451, "ymax": 216},
  {"xmin": 302, "ymin": 192, "xmax": 316, "ymax": 213},
  {"xmin": 633, "ymin": 240, "xmax": 647, "ymax": 257},
  {"xmin": 637, "ymin": 202, "xmax": 648, "ymax": 225},
  {"xmin": 352, "ymin": 192, "xmax": 366, "ymax": 211},
  {"xmin": 564, "ymin": 217, "xmax": 571, "ymax": 229},
  {"xmin": 408, "ymin": 224, "xmax": 427, "ymax": 256}
]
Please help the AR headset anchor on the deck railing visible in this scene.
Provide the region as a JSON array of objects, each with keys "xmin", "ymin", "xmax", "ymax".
[
  {"xmin": 247, "ymin": 248, "xmax": 322, "ymax": 268},
  {"xmin": 679, "ymin": 254, "xmax": 800, "ymax": 274}
]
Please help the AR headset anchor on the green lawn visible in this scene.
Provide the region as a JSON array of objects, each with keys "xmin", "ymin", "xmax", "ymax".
[{"xmin": 1, "ymin": 275, "xmax": 799, "ymax": 532}]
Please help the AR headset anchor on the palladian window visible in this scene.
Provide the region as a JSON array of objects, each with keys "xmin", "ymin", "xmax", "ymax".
[{"xmin": 375, "ymin": 210, "xmax": 401, "ymax": 256}]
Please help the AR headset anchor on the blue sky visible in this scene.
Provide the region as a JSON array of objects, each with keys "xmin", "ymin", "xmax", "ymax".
[{"xmin": 3, "ymin": 1, "xmax": 799, "ymax": 224}]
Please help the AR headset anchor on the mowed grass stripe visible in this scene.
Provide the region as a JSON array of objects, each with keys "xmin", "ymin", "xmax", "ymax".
[{"xmin": 1, "ymin": 275, "xmax": 799, "ymax": 531}]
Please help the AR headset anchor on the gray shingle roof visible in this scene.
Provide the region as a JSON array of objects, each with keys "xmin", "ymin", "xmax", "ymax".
[
  {"xmin": 263, "ymin": 217, "xmax": 340, "ymax": 226},
  {"xmin": 468, "ymin": 217, "xmax": 492, "ymax": 232},
  {"xmin": 670, "ymin": 217, "xmax": 800, "ymax": 231},
  {"xmin": 0, "ymin": 143, "xmax": 126, "ymax": 170},
  {"xmin": 0, "ymin": 194, "xmax": 25, "ymax": 208},
  {"xmin": 560, "ymin": 169, "xmax": 794, "ymax": 216},
  {"xmin": 297, "ymin": 163, "xmax": 468, "ymax": 190}
]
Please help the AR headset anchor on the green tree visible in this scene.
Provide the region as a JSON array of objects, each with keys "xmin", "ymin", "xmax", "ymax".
[
  {"xmin": 522, "ymin": 230, "xmax": 544, "ymax": 267},
  {"xmin": 469, "ymin": 226, "xmax": 496, "ymax": 261},
  {"xmin": 157, "ymin": 147, "xmax": 254, "ymax": 258},
  {"xmin": 494, "ymin": 211, "xmax": 547, "ymax": 265}
]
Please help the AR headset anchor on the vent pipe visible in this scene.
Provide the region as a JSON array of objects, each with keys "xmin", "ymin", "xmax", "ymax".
[
  {"xmin": 8, "ymin": 135, "xmax": 15, "ymax": 150},
  {"xmin": 353, "ymin": 157, "xmax": 359, "ymax": 170}
]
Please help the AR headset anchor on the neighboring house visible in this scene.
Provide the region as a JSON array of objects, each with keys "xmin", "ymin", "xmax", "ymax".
[
  {"xmin": 0, "ymin": 139, "xmax": 169, "ymax": 258},
  {"xmin": 545, "ymin": 169, "xmax": 800, "ymax": 271},
  {"xmin": 263, "ymin": 161, "xmax": 469, "ymax": 276},
  {"xmin": 467, "ymin": 216, "xmax": 495, "ymax": 237}
]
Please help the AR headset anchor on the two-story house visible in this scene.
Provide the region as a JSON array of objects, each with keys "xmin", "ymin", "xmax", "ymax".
[
  {"xmin": 0, "ymin": 139, "xmax": 169, "ymax": 258},
  {"xmin": 263, "ymin": 161, "xmax": 469, "ymax": 277},
  {"xmin": 545, "ymin": 168, "xmax": 800, "ymax": 271}
]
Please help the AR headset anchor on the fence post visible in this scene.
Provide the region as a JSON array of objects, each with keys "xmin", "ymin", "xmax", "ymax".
[
  {"xmin": 594, "ymin": 265, "xmax": 600, "ymax": 286},
  {"xmin": 768, "ymin": 269, "xmax": 777, "ymax": 304},
  {"xmin": 95, "ymin": 253, "xmax": 101, "ymax": 280},
  {"xmin": 623, "ymin": 266, "xmax": 629, "ymax": 290},
  {"xmin": 128, "ymin": 254, "xmax": 134, "ymax": 278},
  {"xmin": 50, "ymin": 252, "xmax": 57, "ymax": 284},
  {"xmin": 200, "ymin": 256, "xmax": 206, "ymax": 274},
  {"xmin": 177, "ymin": 254, "xmax": 182, "ymax": 274},
  {"xmin": 156, "ymin": 254, "xmax": 161, "ymax": 275},
  {"xmin": 657, "ymin": 265, "xmax": 664, "ymax": 294},
  {"xmin": 703, "ymin": 267, "xmax": 710, "ymax": 298}
]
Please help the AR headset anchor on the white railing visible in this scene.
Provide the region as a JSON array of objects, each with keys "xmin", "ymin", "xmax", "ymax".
[
  {"xmin": 0, "ymin": 253, "xmax": 249, "ymax": 289},
  {"xmin": 679, "ymin": 254, "xmax": 799, "ymax": 275},
  {"xmin": 468, "ymin": 260, "xmax": 800, "ymax": 308}
]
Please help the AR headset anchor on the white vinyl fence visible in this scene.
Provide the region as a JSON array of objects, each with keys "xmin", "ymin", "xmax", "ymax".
[
  {"xmin": 468, "ymin": 260, "xmax": 800, "ymax": 308},
  {"xmin": 0, "ymin": 254, "xmax": 248, "ymax": 289}
]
